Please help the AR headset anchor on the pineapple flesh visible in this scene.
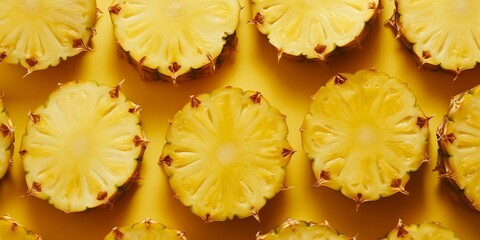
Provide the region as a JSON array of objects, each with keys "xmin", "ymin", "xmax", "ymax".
[
  {"xmin": 160, "ymin": 87, "xmax": 293, "ymax": 222},
  {"xmin": 437, "ymin": 84, "xmax": 480, "ymax": 212},
  {"xmin": 20, "ymin": 81, "xmax": 147, "ymax": 213},
  {"xmin": 0, "ymin": 98, "xmax": 14, "ymax": 180},
  {"xmin": 250, "ymin": 0, "xmax": 381, "ymax": 61},
  {"xmin": 382, "ymin": 219, "xmax": 460, "ymax": 240},
  {"xmin": 256, "ymin": 218, "xmax": 353, "ymax": 240},
  {"xmin": 0, "ymin": 214, "xmax": 42, "ymax": 240},
  {"xmin": 104, "ymin": 218, "xmax": 186, "ymax": 240},
  {"xmin": 301, "ymin": 69, "xmax": 429, "ymax": 206},
  {"xmin": 109, "ymin": 0, "xmax": 240, "ymax": 83},
  {"xmin": 0, "ymin": 0, "xmax": 97, "ymax": 74},
  {"xmin": 390, "ymin": 0, "xmax": 480, "ymax": 76}
]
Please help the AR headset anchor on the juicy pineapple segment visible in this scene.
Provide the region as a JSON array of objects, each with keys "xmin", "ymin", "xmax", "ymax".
[
  {"xmin": 250, "ymin": 0, "xmax": 380, "ymax": 61},
  {"xmin": 104, "ymin": 218, "xmax": 186, "ymax": 240},
  {"xmin": 437, "ymin": 85, "xmax": 480, "ymax": 212},
  {"xmin": 0, "ymin": 215, "xmax": 42, "ymax": 240},
  {"xmin": 0, "ymin": 98, "xmax": 14, "ymax": 180},
  {"xmin": 256, "ymin": 218, "xmax": 353, "ymax": 240},
  {"xmin": 302, "ymin": 69, "xmax": 429, "ymax": 206},
  {"xmin": 390, "ymin": 0, "xmax": 480, "ymax": 75},
  {"xmin": 382, "ymin": 219, "xmax": 460, "ymax": 240},
  {"xmin": 0, "ymin": 0, "xmax": 97, "ymax": 74},
  {"xmin": 20, "ymin": 81, "xmax": 147, "ymax": 213},
  {"xmin": 160, "ymin": 87, "xmax": 293, "ymax": 221},
  {"xmin": 109, "ymin": 0, "xmax": 240, "ymax": 82}
]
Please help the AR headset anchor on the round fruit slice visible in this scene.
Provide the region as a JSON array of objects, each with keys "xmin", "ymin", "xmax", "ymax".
[
  {"xmin": 0, "ymin": 0, "xmax": 97, "ymax": 74},
  {"xmin": 0, "ymin": 214, "xmax": 42, "ymax": 240},
  {"xmin": 20, "ymin": 81, "xmax": 148, "ymax": 213},
  {"xmin": 437, "ymin": 85, "xmax": 480, "ymax": 212},
  {"xmin": 390, "ymin": 0, "xmax": 480, "ymax": 77},
  {"xmin": 382, "ymin": 219, "xmax": 460, "ymax": 240},
  {"xmin": 160, "ymin": 86, "xmax": 293, "ymax": 221},
  {"xmin": 109, "ymin": 0, "xmax": 240, "ymax": 83},
  {"xmin": 256, "ymin": 218, "xmax": 353, "ymax": 240},
  {"xmin": 104, "ymin": 218, "xmax": 186, "ymax": 240},
  {"xmin": 0, "ymin": 98, "xmax": 14, "ymax": 180},
  {"xmin": 301, "ymin": 69, "xmax": 429, "ymax": 207},
  {"xmin": 250, "ymin": 0, "xmax": 380, "ymax": 62}
]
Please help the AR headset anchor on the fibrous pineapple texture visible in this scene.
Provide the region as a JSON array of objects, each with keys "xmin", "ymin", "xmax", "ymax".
[
  {"xmin": 104, "ymin": 218, "xmax": 186, "ymax": 240},
  {"xmin": 256, "ymin": 218, "xmax": 353, "ymax": 240},
  {"xmin": 0, "ymin": 98, "xmax": 14, "ymax": 180},
  {"xmin": 109, "ymin": 0, "xmax": 240, "ymax": 83},
  {"xmin": 20, "ymin": 81, "xmax": 148, "ymax": 213},
  {"xmin": 437, "ymin": 85, "xmax": 480, "ymax": 212},
  {"xmin": 160, "ymin": 87, "xmax": 293, "ymax": 221},
  {"xmin": 250, "ymin": 0, "xmax": 380, "ymax": 62},
  {"xmin": 0, "ymin": 214, "xmax": 42, "ymax": 240},
  {"xmin": 0, "ymin": 0, "xmax": 97, "ymax": 74},
  {"xmin": 390, "ymin": 0, "xmax": 480, "ymax": 77},
  {"xmin": 382, "ymin": 219, "xmax": 460, "ymax": 240},
  {"xmin": 302, "ymin": 69, "xmax": 429, "ymax": 207}
]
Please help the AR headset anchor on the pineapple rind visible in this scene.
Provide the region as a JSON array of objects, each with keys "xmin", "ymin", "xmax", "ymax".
[
  {"xmin": 382, "ymin": 220, "xmax": 460, "ymax": 240},
  {"xmin": 437, "ymin": 85, "xmax": 480, "ymax": 212},
  {"xmin": 251, "ymin": 0, "xmax": 380, "ymax": 61},
  {"xmin": 0, "ymin": 214, "xmax": 42, "ymax": 240},
  {"xmin": 161, "ymin": 87, "xmax": 292, "ymax": 221},
  {"xmin": 0, "ymin": 0, "xmax": 97, "ymax": 73},
  {"xmin": 256, "ymin": 218, "xmax": 352, "ymax": 240},
  {"xmin": 302, "ymin": 69, "xmax": 429, "ymax": 204},
  {"xmin": 104, "ymin": 218, "xmax": 186, "ymax": 240},
  {"xmin": 0, "ymin": 99, "xmax": 14, "ymax": 179},
  {"xmin": 20, "ymin": 81, "xmax": 145, "ymax": 213}
]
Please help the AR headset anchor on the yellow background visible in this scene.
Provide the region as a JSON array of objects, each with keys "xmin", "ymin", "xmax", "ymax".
[{"xmin": 1, "ymin": 0, "xmax": 479, "ymax": 239}]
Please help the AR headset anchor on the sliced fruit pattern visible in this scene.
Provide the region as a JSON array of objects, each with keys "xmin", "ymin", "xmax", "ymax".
[
  {"xmin": 0, "ymin": 98, "xmax": 14, "ymax": 180},
  {"xmin": 382, "ymin": 219, "xmax": 460, "ymax": 240},
  {"xmin": 0, "ymin": 214, "xmax": 42, "ymax": 240},
  {"xmin": 104, "ymin": 218, "xmax": 186, "ymax": 240}
]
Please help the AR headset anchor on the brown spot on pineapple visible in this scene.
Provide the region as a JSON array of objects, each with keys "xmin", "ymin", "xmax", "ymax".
[
  {"xmin": 159, "ymin": 155, "xmax": 173, "ymax": 166},
  {"xmin": 128, "ymin": 104, "xmax": 141, "ymax": 113},
  {"xmin": 314, "ymin": 44, "xmax": 327, "ymax": 54},
  {"xmin": 334, "ymin": 74, "xmax": 347, "ymax": 85},
  {"xmin": 416, "ymin": 116, "xmax": 432, "ymax": 128},
  {"xmin": 368, "ymin": 2, "xmax": 377, "ymax": 9},
  {"xmin": 28, "ymin": 112, "xmax": 40, "ymax": 124},
  {"xmin": 25, "ymin": 182, "xmax": 42, "ymax": 196},
  {"xmin": 397, "ymin": 224, "xmax": 408, "ymax": 238},
  {"xmin": 250, "ymin": 92, "xmax": 262, "ymax": 104},
  {"xmin": 249, "ymin": 12, "xmax": 264, "ymax": 25},
  {"xmin": 189, "ymin": 95, "xmax": 201, "ymax": 108},
  {"xmin": 26, "ymin": 57, "xmax": 38, "ymax": 68},
  {"xmin": 19, "ymin": 150, "xmax": 27, "ymax": 156},
  {"xmin": 143, "ymin": 218, "xmax": 152, "ymax": 229},
  {"xmin": 133, "ymin": 135, "xmax": 149, "ymax": 147},
  {"xmin": 109, "ymin": 4, "xmax": 122, "ymax": 15},
  {"xmin": 0, "ymin": 123, "xmax": 12, "ymax": 137},
  {"xmin": 444, "ymin": 133, "xmax": 456, "ymax": 143},
  {"xmin": 355, "ymin": 193, "xmax": 364, "ymax": 210},
  {"xmin": 73, "ymin": 39, "xmax": 91, "ymax": 51},
  {"xmin": 282, "ymin": 148, "xmax": 294, "ymax": 157},
  {"xmin": 112, "ymin": 227, "xmax": 124, "ymax": 240},
  {"xmin": 109, "ymin": 82, "xmax": 123, "ymax": 98},
  {"xmin": 97, "ymin": 191, "xmax": 108, "ymax": 201},
  {"xmin": 320, "ymin": 170, "xmax": 331, "ymax": 181},
  {"xmin": 204, "ymin": 213, "xmax": 212, "ymax": 223},
  {"xmin": 168, "ymin": 62, "xmax": 181, "ymax": 79},
  {"xmin": 10, "ymin": 221, "xmax": 18, "ymax": 231},
  {"xmin": 0, "ymin": 52, "xmax": 6, "ymax": 62},
  {"xmin": 391, "ymin": 178, "xmax": 409, "ymax": 195}
]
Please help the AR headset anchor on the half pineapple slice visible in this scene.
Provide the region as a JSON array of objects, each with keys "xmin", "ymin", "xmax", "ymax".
[
  {"xmin": 302, "ymin": 69, "xmax": 429, "ymax": 206},
  {"xmin": 0, "ymin": 214, "xmax": 42, "ymax": 240},
  {"xmin": 437, "ymin": 85, "xmax": 480, "ymax": 212},
  {"xmin": 0, "ymin": 98, "xmax": 14, "ymax": 180},
  {"xmin": 104, "ymin": 218, "xmax": 186, "ymax": 240},
  {"xmin": 250, "ymin": 0, "xmax": 381, "ymax": 61},
  {"xmin": 382, "ymin": 219, "xmax": 460, "ymax": 240},
  {"xmin": 0, "ymin": 0, "xmax": 97, "ymax": 74},
  {"xmin": 256, "ymin": 218, "xmax": 353, "ymax": 240},
  {"xmin": 390, "ymin": 0, "xmax": 480, "ymax": 77},
  {"xmin": 20, "ymin": 81, "xmax": 147, "ymax": 213},
  {"xmin": 109, "ymin": 0, "xmax": 240, "ymax": 83},
  {"xmin": 160, "ymin": 86, "xmax": 293, "ymax": 221}
]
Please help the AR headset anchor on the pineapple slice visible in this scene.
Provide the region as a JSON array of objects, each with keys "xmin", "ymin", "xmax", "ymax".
[
  {"xmin": 20, "ymin": 81, "xmax": 148, "ymax": 213},
  {"xmin": 301, "ymin": 69, "xmax": 429, "ymax": 207},
  {"xmin": 160, "ymin": 87, "xmax": 293, "ymax": 221},
  {"xmin": 382, "ymin": 219, "xmax": 460, "ymax": 240},
  {"xmin": 109, "ymin": 0, "xmax": 240, "ymax": 83},
  {"xmin": 256, "ymin": 218, "xmax": 353, "ymax": 240},
  {"xmin": 0, "ymin": 0, "xmax": 97, "ymax": 74},
  {"xmin": 0, "ymin": 214, "xmax": 42, "ymax": 240},
  {"xmin": 104, "ymin": 218, "xmax": 186, "ymax": 240},
  {"xmin": 250, "ymin": 0, "xmax": 381, "ymax": 61},
  {"xmin": 0, "ymin": 98, "xmax": 14, "ymax": 180},
  {"xmin": 437, "ymin": 85, "xmax": 480, "ymax": 212},
  {"xmin": 390, "ymin": 0, "xmax": 480, "ymax": 77}
]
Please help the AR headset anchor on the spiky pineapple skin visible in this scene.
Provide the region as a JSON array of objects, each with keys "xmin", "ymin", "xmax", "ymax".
[
  {"xmin": 382, "ymin": 219, "xmax": 460, "ymax": 240},
  {"xmin": 104, "ymin": 218, "xmax": 186, "ymax": 240},
  {"xmin": 0, "ymin": 215, "xmax": 42, "ymax": 240},
  {"xmin": 0, "ymin": 98, "xmax": 14, "ymax": 180}
]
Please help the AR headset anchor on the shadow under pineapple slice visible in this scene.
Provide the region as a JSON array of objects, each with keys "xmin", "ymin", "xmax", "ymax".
[
  {"xmin": 20, "ymin": 81, "xmax": 148, "ymax": 213},
  {"xmin": 301, "ymin": 69, "xmax": 430, "ymax": 208},
  {"xmin": 249, "ymin": 0, "xmax": 381, "ymax": 62},
  {"xmin": 0, "ymin": 214, "xmax": 42, "ymax": 240},
  {"xmin": 0, "ymin": 0, "xmax": 97, "ymax": 75},
  {"xmin": 0, "ymin": 98, "xmax": 14, "ymax": 180},
  {"xmin": 160, "ymin": 86, "xmax": 294, "ymax": 222},
  {"xmin": 109, "ymin": 0, "xmax": 240, "ymax": 83},
  {"xmin": 389, "ymin": 0, "xmax": 480, "ymax": 78},
  {"xmin": 256, "ymin": 218, "xmax": 353, "ymax": 240},
  {"xmin": 437, "ymin": 84, "xmax": 480, "ymax": 213},
  {"xmin": 382, "ymin": 219, "xmax": 460, "ymax": 240},
  {"xmin": 104, "ymin": 218, "xmax": 186, "ymax": 240}
]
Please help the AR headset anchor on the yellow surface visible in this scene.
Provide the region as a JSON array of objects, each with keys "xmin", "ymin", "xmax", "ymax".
[{"xmin": 0, "ymin": 0, "xmax": 479, "ymax": 239}]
